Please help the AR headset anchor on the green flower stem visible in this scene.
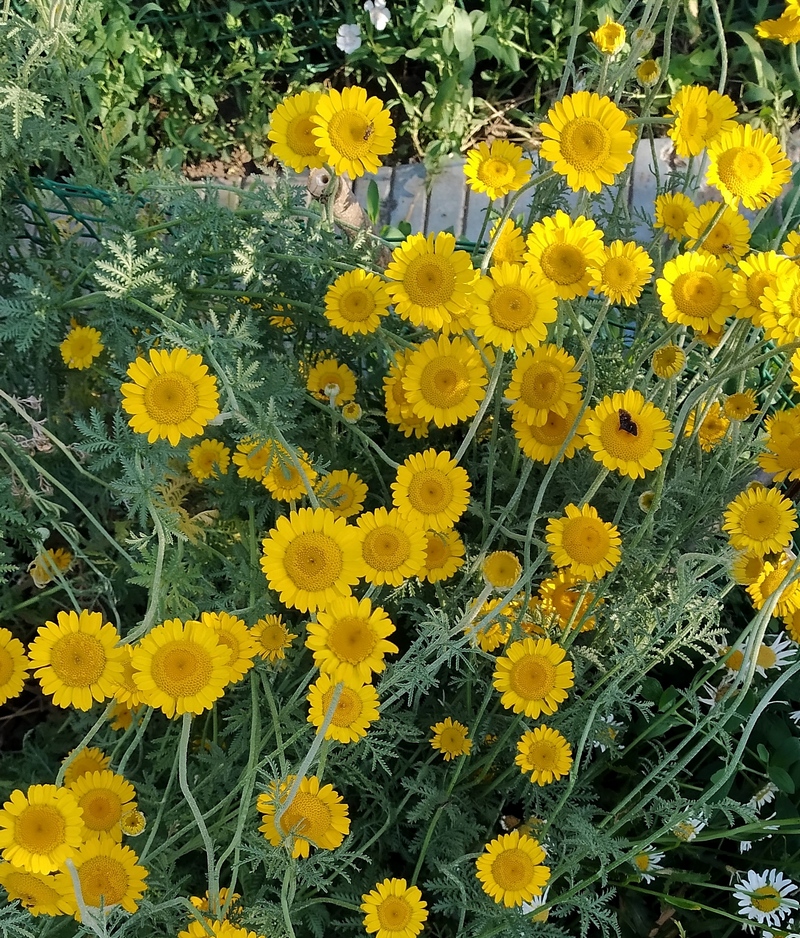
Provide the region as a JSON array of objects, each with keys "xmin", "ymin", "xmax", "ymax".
[
  {"xmin": 305, "ymin": 394, "xmax": 399, "ymax": 469},
  {"xmin": 140, "ymin": 734, "xmax": 181, "ymax": 863},
  {"xmin": 116, "ymin": 707, "xmax": 154, "ymax": 776},
  {"xmin": 262, "ymin": 672, "xmax": 288, "ymax": 776},
  {"xmin": 125, "ymin": 501, "xmax": 167, "ymax": 644},
  {"xmin": 579, "ymin": 467, "xmax": 609, "ymax": 506},
  {"xmin": 558, "ymin": 0, "xmax": 584, "ymax": 98},
  {"xmin": 55, "ymin": 702, "xmax": 116, "ymax": 787},
  {"xmin": 454, "ymin": 350, "xmax": 504, "ymax": 464},
  {"xmin": 270, "ymin": 423, "xmax": 320, "ymax": 507},
  {"xmin": 708, "ymin": 0, "xmax": 728, "ymax": 94},
  {"xmin": 179, "ymin": 713, "xmax": 220, "ymax": 918},
  {"xmin": 281, "ymin": 860, "xmax": 298, "ymax": 938}
]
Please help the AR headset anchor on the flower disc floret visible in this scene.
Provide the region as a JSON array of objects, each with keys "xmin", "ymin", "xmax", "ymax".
[
  {"xmin": 361, "ymin": 877, "xmax": 428, "ymax": 938},
  {"xmin": 656, "ymin": 252, "xmax": 734, "ymax": 334},
  {"xmin": 392, "ymin": 449, "xmax": 471, "ymax": 531},
  {"xmin": 492, "ymin": 637, "xmax": 574, "ymax": 718},
  {"xmin": 516, "ymin": 726, "xmax": 573, "ymax": 785},
  {"xmin": 257, "ymin": 775, "xmax": 350, "ymax": 858},
  {"xmin": 356, "ymin": 507, "xmax": 427, "ymax": 586},
  {"xmin": 584, "ymin": 389, "xmax": 673, "ymax": 478},
  {"xmin": 0, "ymin": 785, "xmax": 83, "ymax": 874},
  {"xmin": 707, "ymin": 124, "xmax": 791, "ymax": 210},
  {"xmin": 324, "ymin": 269, "xmax": 391, "ymax": 335},
  {"xmin": 539, "ymin": 91, "xmax": 635, "ymax": 193},
  {"xmin": 28, "ymin": 610, "xmax": 123, "ymax": 711},
  {"xmin": 524, "ymin": 210, "xmax": 605, "ymax": 300},
  {"xmin": 471, "ymin": 263, "xmax": 558, "ymax": 353},
  {"xmin": 310, "ymin": 86, "xmax": 395, "ymax": 178},
  {"xmin": 475, "ymin": 830, "xmax": 550, "ymax": 908},
  {"xmin": 260, "ymin": 507, "xmax": 364, "ymax": 612},
  {"xmin": 464, "ymin": 140, "xmax": 532, "ymax": 200},
  {"xmin": 402, "ymin": 334, "xmax": 488, "ymax": 427},
  {"xmin": 120, "ymin": 348, "xmax": 220, "ymax": 446},
  {"xmin": 483, "ymin": 551, "xmax": 522, "ymax": 589},
  {"xmin": 0, "ymin": 628, "xmax": 29, "ymax": 707},
  {"xmin": 268, "ymin": 90, "xmax": 325, "ymax": 173},
  {"xmin": 306, "ymin": 596, "xmax": 398, "ymax": 683},
  {"xmin": 723, "ymin": 487, "xmax": 798, "ymax": 556},
  {"xmin": 546, "ymin": 503, "xmax": 622, "ymax": 580}
]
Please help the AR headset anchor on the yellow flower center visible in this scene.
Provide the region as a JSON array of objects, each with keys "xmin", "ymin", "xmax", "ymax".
[
  {"xmin": 671, "ymin": 271, "xmax": 722, "ymax": 317},
  {"xmin": 407, "ymin": 468, "xmax": 454, "ymax": 514},
  {"xmin": 634, "ymin": 853, "xmax": 650, "ymax": 872},
  {"xmin": 362, "ymin": 526, "xmax": 410, "ymax": 572},
  {"xmin": 491, "ymin": 847, "xmax": 535, "ymax": 889},
  {"xmin": 526, "ymin": 739, "xmax": 559, "ymax": 770},
  {"xmin": 340, "ymin": 287, "xmax": 376, "ymax": 322},
  {"xmin": 419, "ymin": 357, "xmax": 470, "ymax": 408},
  {"xmin": 558, "ymin": 117, "xmax": 611, "ymax": 171},
  {"xmin": 280, "ymin": 792, "xmax": 331, "ymax": 842},
  {"xmin": 327, "ymin": 617, "xmax": 377, "ymax": 663},
  {"xmin": 663, "ymin": 205, "xmax": 689, "ymax": 230},
  {"xmin": 603, "ymin": 256, "xmax": 637, "ymax": 291},
  {"xmin": 479, "ymin": 157, "xmax": 515, "ymax": 187},
  {"xmin": 598, "ymin": 411, "xmax": 652, "ymax": 460},
  {"xmin": 287, "ymin": 114, "xmax": 320, "ymax": 157},
  {"xmin": 716, "ymin": 147, "xmax": 770, "ymax": 198},
  {"xmin": 756, "ymin": 645, "xmax": 778, "ymax": 669},
  {"xmin": 143, "ymin": 373, "xmax": 199, "ymax": 426},
  {"xmin": 0, "ymin": 646, "xmax": 14, "ymax": 686},
  {"xmin": 439, "ymin": 726, "xmax": 466, "ymax": 752},
  {"xmin": 376, "ymin": 895, "xmax": 413, "ymax": 931},
  {"xmin": 402, "ymin": 255, "xmax": 456, "ymax": 308},
  {"xmin": 519, "ymin": 363, "xmax": 564, "ymax": 409},
  {"xmin": 213, "ymin": 630, "xmax": 239, "ymax": 666},
  {"xmin": 79, "ymin": 855, "xmax": 130, "ymax": 907},
  {"xmin": 79, "ymin": 789, "xmax": 123, "ymax": 832},
  {"xmin": 259, "ymin": 624, "xmax": 288, "ymax": 652},
  {"xmin": 678, "ymin": 105, "xmax": 702, "ymax": 140},
  {"xmin": 530, "ymin": 411, "xmax": 571, "ymax": 445},
  {"xmin": 425, "ymin": 536, "xmax": 450, "ymax": 568},
  {"xmin": 751, "ymin": 886, "xmax": 782, "ymax": 913},
  {"xmin": 121, "ymin": 810, "xmax": 146, "ymax": 836},
  {"xmin": 150, "ymin": 640, "xmax": 213, "ymax": 698},
  {"xmin": 50, "ymin": 632, "xmax": 107, "ymax": 688},
  {"xmin": 652, "ymin": 346, "xmax": 684, "ymax": 377},
  {"xmin": 561, "ymin": 517, "xmax": 611, "ymax": 564},
  {"xmin": 746, "ymin": 270, "xmax": 774, "ymax": 306},
  {"xmin": 760, "ymin": 565, "xmax": 794, "ymax": 599},
  {"xmin": 724, "ymin": 648, "xmax": 744, "ymax": 670},
  {"xmin": 540, "ymin": 244, "xmax": 586, "ymax": 286},
  {"xmin": 509, "ymin": 654, "xmax": 556, "ymax": 700},
  {"xmin": 67, "ymin": 335, "xmax": 94, "ymax": 360},
  {"xmin": 489, "ymin": 285, "xmax": 536, "ymax": 331},
  {"xmin": 323, "ymin": 685, "xmax": 363, "ymax": 728},
  {"xmin": 15, "ymin": 805, "xmax": 66, "ymax": 855},
  {"xmin": 282, "ymin": 532, "xmax": 344, "ymax": 591},
  {"xmin": 325, "ymin": 109, "xmax": 373, "ymax": 159},
  {"xmin": 740, "ymin": 503, "xmax": 782, "ymax": 539}
]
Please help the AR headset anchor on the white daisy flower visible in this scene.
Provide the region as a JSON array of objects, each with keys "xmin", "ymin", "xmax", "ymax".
[
  {"xmin": 364, "ymin": 0, "xmax": 391, "ymax": 30},
  {"xmin": 592, "ymin": 715, "xmax": 624, "ymax": 752},
  {"xmin": 734, "ymin": 869, "xmax": 799, "ymax": 928},
  {"xmin": 632, "ymin": 846, "xmax": 665, "ymax": 883},
  {"xmin": 336, "ymin": 23, "xmax": 362, "ymax": 53},
  {"xmin": 754, "ymin": 635, "xmax": 796, "ymax": 676},
  {"xmin": 521, "ymin": 886, "xmax": 550, "ymax": 922},
  {"xmin": 698, "ymin": 678, "xmax": 737, "ymax": 710},
  {"xmin": 749, "ymin": 782, "xmax": 779, "ymax": 812},
  {"xmin": 673, "ymin": 816, "xmax": 705, "ymax": 842}
]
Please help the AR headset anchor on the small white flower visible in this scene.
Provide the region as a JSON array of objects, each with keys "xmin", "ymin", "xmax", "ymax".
[
  {"xmin": 673, "ymin": 816, "xmax": 705, "ymax": 842},
  {"xmin": 755, "ymin": 634, "xmax": 797, "ymax": 675},
  {"xmin": 632, "ymin": 846, "xmax": 665, "ymax": 883},
  {"xmin": 324, "ymin": 381, "xmax": 342, "ymax": 403},
  {"xmin": 521, "ymin": 885, "xmax": 550, "ymax": 921},
  {"xmin": 336, "ymin": 23, "xmax": 362, "ymax": 54},
  {"xmin": 791, "ymin": 710, "xmax": 800, "ymax": 725},
  {"xmin": 749, "ymin": 782, "xmax": 779, "ymax": 812},
  {"xmin": 592, "ymin": 714, "xmax": 624, "ymax": 752},
  {"xmin": 734, "ymin": 869, "xmax": 799, "ymax": 927},
  {"xmin": 364, "ymin": 0, "xmax": 391, "ymax": 30},
  {"xmin": 739, "ymin": 840, "xmax": 753, "ymax": 852}
]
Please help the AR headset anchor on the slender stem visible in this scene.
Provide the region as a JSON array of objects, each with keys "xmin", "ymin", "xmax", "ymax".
[
  {"xmin": 454, "ymin": 351, "xmax": 505, "ymax": 464},
  {"xmin": 56, "ymin": 703, "xmax": 115, "ymax": 787}
]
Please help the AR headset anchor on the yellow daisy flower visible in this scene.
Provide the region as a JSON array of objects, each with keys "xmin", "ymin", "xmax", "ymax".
[
  {"xmin": 384, "ymin": 349, "xmax": 430, "ymax": 438},
  {"xmin": 584, "ymin": 389, "xmax": 673, "ymax": 479},
  {"xmin": 731, "ymin": 251, "xmax": 795, "ymax": 324},
  {"xmin": 324, "ymin": 269, "xmax": 391, "ymax": 336},
  {"xmin": 707, "ymin": 124, "xmax": 791, "ymax": 210},
  {"xmin": 471, "ymin": 263, "xmax": 558, "ymax": 354},
  {"xmin": 267, "ymin": 90, "xmax": 325, "ymax": 173},
  {"xmin": 756, "ymin": 9, "xmax": 800, "ymax": 43},
  {"xmin": 759, "ymin": 265, "xmax": 800, "ymax": 346},
  {"xmin": 361, "ymin": 877, "xmax": 428, "ymax": 938},
  {"xmin": 402, "ymin": 334, "xmax": 488, "ymax": 427},
  {"xmin": 62, "ymin": 747, "xmax": 110, "ymax": 787},
  {"xmin": 667, "ymin": 85, "xmax": 737, "ymax": 157},
  {"xmin": 356, "ymin": 506, "xmax": 427, "ymax": 587},
  {"xmin": 199, "ymin": 611, "xmax": 258, "ymax": 683},
  {"xmin": 56, "ymin": 834, "xmax": 148, "ymax": 919},
  {"xmin": 261, "ymin": 446, "xmax": 317, "ymax": 502},
  {"xmin": 0, "ymin": 785, "xmax": 83, "ymax": 874},
  {"xmin": 391, "ymin": 449, "xmax": 471, "ymax": 532},
  {"xmin": 180, "ymin": 924, "xmax": 264, "ymax": 938},
  {"xmin": 731, "ymin": 551, "xmax": 766, "ymax": 586},
  {"xmin": 483, "ymin": 551, "xmax": 522, "ymax": 589},
  {"xmin": 636, "ymin": 59, "xmax": 660, "ymax": 86},
  {"xmin": 463, "ymin": 140, "xmax": 532, "ymax": 200},
  {"xmin": 260, "ymin": 506, "xmax": 363, "ymax": 613},
  {"xmin": 232, "ymin": 437, "xmax": 275, "ymax": 481},
  {"xmin": 523, "ymin": 210, "xmax": 605, "ymax": 300},
  {"xmin": 512, "ymin": 401, "xmax": 587, "ymax": 463},
  {"xmin": 418, "ymin": 529, "xmax": 465, "ymax": 583},
  {"xmin": 0, "ymin": 628, "xmax": 29, "ymax": 707},
  {"xmin": 506, "ymin": 344, "xmax": 582, "ymax": 427},
  {"xmin": 306, "ymin": 596, "xmax": 398, "ymax": 683},
  {"xmin": 430, "ymin": 717, "xmax": 472, "ymax": 760},
  {"xmin": 384, "ymin": 232, "xmax": 476, "ymax": 331},
  {"xmin": 492, "ymin": 636, "xmax": 574, "ymax": 718},
  {"xmin": 27, "ymin": 547, "xmax": 72, "ymax": 588},
  {"xmin": 588, "ymin": 240, "xmax": 654, "ymax": 306},
  {"xmin": 28, "ymin": 610, "xmax": 123, "ymax": 712},
  {"xmin": 469, "ymin": 598, "xmax": 513, "ymax": 651},
  {"xmin": 791, "ymin": 349, "xmax": 800, "ymax": 396},
  {"xmin": 747, "ymin": 556, "xmax": 800, "ymax": 618},
  {"xmin": 538, "ymin": 570, "xmax": 600, "ymax": 631},
  {"xmin": 131, "ymin": 618, "xmax": 232, "ymax": 718},
  {"xmin": 475, "ymin": 830, "xmax": 550, "ymax": 907},
  {"xmin": 784, "ymin": 228, "xmax": 800, "ymax": 259},
  {"xmin": 656, "ymin": 252, "xmax": 734, "ymax": 334},
  {"xmin": 187, "ymin": 439, "xmax": 230, "ymax": 482},
  {"xmin": 651, "ymin": 343, "xmax": 686, "ymax": 379},
  {"xmin": 306, "ymin": 357, "xmax": 357, "ymax": 405},
  {"xmin": 759, "ymin": 410, "xmax": 800, "ymax": 481},
  {"xmin": 120, "ymin": 348, "xmax": 220, "ymax": 446},
  {"xmin": 546, "ymin": 503, "xmax": 622, "ymax": 581},
  {"xmin": 110, "ymin": 645, "xmax": 144, "ymax": 708},
  {"xmin": 307, "ymin": 673, "xmax": 379, "ymax": 744},
  {"xmin": 315, "ymin": 469, "xmax": 368, "ymax": 519},
  {"xmin": 120, "ymin": 809, "xmax": 146, "ymax": 837},
  {"xmin": 516, "ymin": 726, "xmax": 573, "ymax": 785},
  {"xmin": 489, "ymin": 219, "xmax": 526, "ymax": 265},
  {"xmin": 653, "ymin": 192, "xmax": 695, "ymax": 239},
  {"xmin": 684, "ymin": 202, "xmax": 751, "ymax": 264},
  {"xmin": 539, "ymin": 91, "xmax": 636, "ymax": 193},
  {"xmin": 250, "ymin": 615, "xmax": 297, "ymax": 663},
  {"xmin": 311, "ymin": 86, "xmax": 395, "ymax": 178},
  {"xmin": 188, "ymin": 887, "xmax": 239, "ymax": 917},
  {"xmin": 68, "ymin": 770, "xmax": 136, "ymax": 842},
  {"xmin": 60, "ymin": 325, "xmax": 103, "ymax": 370},
  {"xmin": 0, "ymin": 863, "xmax": 70, "ymax": 916},
  {"xmin": 591, "ymin": 17, "xmax": 625, "ymax": 53},
  {"xmin": 342, "ymin": 402, "xmax": 362, "ymax": 423},
  {"xmin": 257, "ymin": 775, "xmax": 350, "ymax": 858},
  {"xmin": 723, "ymin": 486, "xmax": 797, "ymax": 556},
  {"xmin": 684, "ymin": 400, "xmax": 730, "ymax": 452}
]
